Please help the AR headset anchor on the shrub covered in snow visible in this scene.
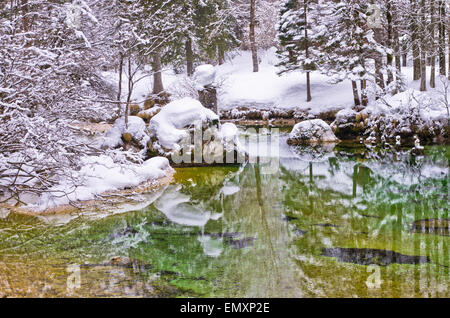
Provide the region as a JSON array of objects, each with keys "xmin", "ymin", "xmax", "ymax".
[
  {"xmin": 361, "ymin": 89, "xmax": 448, "ymax": 143},
  {"xmin": 287, "ymin": 119, "xmax": 340, "ymax": 145}
]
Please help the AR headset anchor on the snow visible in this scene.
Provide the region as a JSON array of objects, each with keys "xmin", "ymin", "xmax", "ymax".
[
  {"xmin": 215, "ymin": 48, "xmax": 354, "ymax": 114},
  {"xmin": 333, "ymin": 108, "xmax": 357, "ymax": 126},
  {"xmin": 149, "ymin": 97, "xmax": 219, "ymax": 152},
  {"xmin": 103, "ymin": 115, "xmax": 149, "ymax": 150},
  {"xmin": 153, "ymin": 185, "xmax": 213, "ymax": 227},
  {"xmin": 35, "ymin": 155, "xmax": 173, "ymax": 210},
  {"xmin": 289, "ymin": 119, "xmax": 339, "ymax": 143},
  {"xmin": 195, "ymin": 64, "xmax": 216, "ymax": 88},
  {"xmin": 363, "ymin": 88, "xmax": 447, "ymax": 123}
]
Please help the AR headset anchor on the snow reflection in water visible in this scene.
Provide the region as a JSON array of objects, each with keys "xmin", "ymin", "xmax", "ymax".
[{"xmin": 0, "ymin": 132, "xmax": 448, "ymax": 297}]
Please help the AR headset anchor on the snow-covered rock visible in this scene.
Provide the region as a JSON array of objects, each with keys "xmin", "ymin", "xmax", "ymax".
[
  {"xmin": 194, "ymin": 64, "xmax": 216, "ymax": 88},
  {"xmin": 147, "ymin": 97, "xmax": 245, "ymax": 164},
  {"xmin": 332, "ymin": 108, "xmax": 357, "ymax": 127},
  {"xmin": 148, "ymin": 97, "xmax": 219, "ymax": 154},
  {"xmin": 103, "ymin": 116, "xmax": 149, "ymax": 151},
  {"xmin": 330, "ymin": 108, "xmax": 366, "ymax": 139},
  {"xmin": 287, "ymin": 119, "xmax": 339, "ymax": 144}
]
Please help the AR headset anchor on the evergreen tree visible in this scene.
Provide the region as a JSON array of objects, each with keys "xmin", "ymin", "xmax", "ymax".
[{"xmin": 276, "ymin": 0, "xmax": 318, "ymax": 102}]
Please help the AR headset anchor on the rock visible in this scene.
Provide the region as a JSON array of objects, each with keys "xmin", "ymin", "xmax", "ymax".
[
  {"xmin": 198, "ymin": 85, "xmax": 218, "ymax": 114},
  {"xmin": 322, "ymin": 247, "xmax": 430, "ymax": 266},
  {"xmin": 411, "ymin": 218, "xmax": 450, "ymax": 236},
  {"xmin": 287, "ymin": 119, "xmax": 340, "ymax": 145},
  {"xmin": 330, "ymin": 109, "xmax": 365, "ymax": 140},
  {"xmin": 314, "ymin": 223, "xmax": 341, "ymax": 228},
  {"xmin": 148, "ymin": 98, "xmax": 245, "ymax": 164},
  {"xmin": 144, "ymin": 99, "xmax": 156, "ymax": 110},
  {"xmin": 102, "ymin": 256, "xmax": 152, "ymax": 269},
  {"xmin": 224, "ymin": 237, "xmax": 256, "ymax": 249},
  {"xmin": 144, "ymin": 91, "xmax": 170, "ymax": 109}
]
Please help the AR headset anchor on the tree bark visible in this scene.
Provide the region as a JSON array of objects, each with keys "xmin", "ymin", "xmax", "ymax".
[
  {"xmin": 410, "ymin": 0, "xmax": 421, "ymax": 80},
  {"xmin": 438, "ymin": 0, "xmax": 446, "ymax": 76},
  {"xmin": 218, "ymin": 44, "xmax": 225, "ymax": 65},
  {"xmin": 360, "ymin": 80, "xmax": 368, "ymax": 106},
  {"xmin": 352, "ymin": 80, "xmax": 361, "ymax": 107},
  {"xmin": 186, "ymin": 37, "xmax": 194, "ymax": 77},
  {"xmin": 304, "ymin": 1, "xmax": 311, "ymax": 102},
  {"xmin": 125, "ymin": 56, "xmax": 133, "ymax": 129},
  {"xmin": 430, "ymin": 0, "xmax": 436, "ymax": 88},
  {"xmin": 249, "ymin": 0, "xmax": 259, "ymax": 72},
  {"xmin": 152, "ymin": 49, "xmax": 164, "ymax": 95},
  {"xmin": 116, "ymin": 52, "xmax": 124, "ymax": 118},
  {"xmin": 386, "ymin": 0, "xmax": 394, "ymax": 87},
  {"xmin": 419, "ymin": 0, "xmax": 427, "ymax": 91}
]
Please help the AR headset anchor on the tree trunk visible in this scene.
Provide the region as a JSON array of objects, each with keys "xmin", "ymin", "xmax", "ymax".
[
  {"xmin": 419, "ymin": 0, "xmax": 427, "ymax": 91},
  {"xmin": 360, "ymin": 80, "xmax": 368, "ymax": 106},
  {"xmin": 249, "ymin": 0, "xmax": 259, "ymax": 72},
  {"xmin": 304, "ymin": 1, "xmax": 311, "ymax": 102},
  {"xmin": 116, "ymin": 52, "xmax": 124, "ymax": 118},
  {"xmin": 374, "ymin": 57, "xmax": 385, "ymax": 97},
  {"xmin": 125, "ymin": 56, "xmax": 133, "ymax": 129},
  {"xmin": 386, "ymin": 0, "xmax": 394, "ymax": 87},
  {"xmin": 152, "ymin": 49, "xmax": 164, "ymax": 95},
  {"xmin": 218, "ymin": 44, "xmax": 225, "ymax": 65},
  {"xmin": 438, "ymin": 0, "xmax": 446, "ymax": 76},
  {"xmin": 186, "ymin": 37, "xmax": 194, "ymax": 77},
  {"xmin": 352, "ymin": 81, "xmax": 361, "ymax": 107},
  {"xmin": 430, "ymin": 0, "xmax": 436, "ymax": 88},
  {"xmin": 411, "ymin": 0, "xmax": 421, "ymax": 80}
]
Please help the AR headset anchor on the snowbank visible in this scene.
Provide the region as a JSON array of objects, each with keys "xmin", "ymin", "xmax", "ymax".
[
  {"xmin": 148, "ymin": 97, "xmax": 219, "ymax": 153},
  {"xmin": 288, "ymin": 119, "xmax": 339, "ymax": 144},
  {"xmin": 36, "ymin": 155, "xmax": 173, "ymax": 210},
  {"xmin": 361, "ymin": 88, "xmax": 448, "ymax": 141}
]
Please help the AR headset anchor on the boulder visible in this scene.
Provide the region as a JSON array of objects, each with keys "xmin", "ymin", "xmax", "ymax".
[
  {"xmin": 287, "ymin": 119, "xmax": 339, "ymax": 145},
  {"xmin": 148, "ymin": 97, "xmax": 245, "ymax": 164},
  {"xmin": 330, "ymin": 108, "xmax": 365, "ymax": 140}
]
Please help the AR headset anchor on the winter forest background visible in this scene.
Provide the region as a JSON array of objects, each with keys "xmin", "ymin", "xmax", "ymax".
[{"xmin": 0, "ymin": 0, "xmax": 449, "ymax": 209}]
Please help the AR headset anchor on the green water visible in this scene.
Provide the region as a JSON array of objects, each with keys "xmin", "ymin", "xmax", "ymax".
[{"xmin": 0, "ymin": 139, "xmax": 448, "ymax": 297}]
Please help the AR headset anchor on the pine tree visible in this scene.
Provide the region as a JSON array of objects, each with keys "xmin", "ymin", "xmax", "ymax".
[{"xmin": 276, "ymin": 0, "xmax": 317, "ymax": 102}]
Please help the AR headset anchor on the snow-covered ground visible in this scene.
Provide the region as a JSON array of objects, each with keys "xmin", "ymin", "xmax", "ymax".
[
  {"xmin": 215, "ymin": 48, "xmax": 354, "ymax": 114},
  {"xmin": 34, "ymin": 155, "xmax": 173, "ymax": 211},
  {"xmin": 106, "ymin": 47, "xmax": 448, "ymax": 124}
]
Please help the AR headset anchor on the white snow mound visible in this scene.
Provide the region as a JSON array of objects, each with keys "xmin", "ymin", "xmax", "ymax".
[
  {"xmin": 149, "ymin": 97, "xmax": 219, "ymax": 151},
  {"xmin": 36, "ymin": 155, "xmax": 172, "ymax": 210},
  {"xmin": 195, "ymin": 64, "xmax": 216, "ymax": 88}
]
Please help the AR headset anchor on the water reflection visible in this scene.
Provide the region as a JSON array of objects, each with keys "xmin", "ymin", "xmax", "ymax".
[{"xmin": 0, "ymin": 136, "xmax": 448, "ymax": 297}]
